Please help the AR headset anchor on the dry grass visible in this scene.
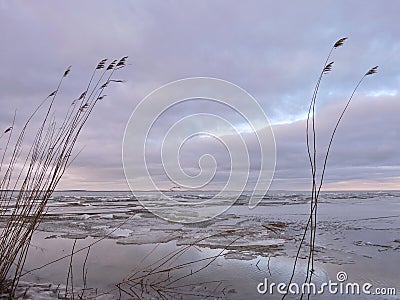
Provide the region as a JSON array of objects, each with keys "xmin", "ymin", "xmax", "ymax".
[
  {"xmin": 282, "ymin": 38, "xmax": 378, "ymax": 300},
  {"xmin": 23, "ymin": 227, "xmax": 238, "ymax": 299},
  {"xmin": 111, "ymin": 230, "xmax": 240, "ymax": 299},
  {"xmin": 0, "ymin": 57, "xmax": 127, "ymax": 298}
]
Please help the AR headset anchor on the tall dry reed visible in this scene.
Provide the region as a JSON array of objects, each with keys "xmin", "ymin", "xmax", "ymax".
[
  {"xmin": 0, "ymin": 57, "xmax": 127, "ymax": 297},
  {"xmin": 283, "ymin": 37, "xmax": 378, "ymax": 300}
]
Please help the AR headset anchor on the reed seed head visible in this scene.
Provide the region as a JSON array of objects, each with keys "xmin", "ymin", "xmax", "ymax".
[
  {"xmin": 365, "ymin": 66, "xmax": 378, "ymax": 76},
  {"xmin": 323, "ymin": 61, "xmax": 334, "ymax": 74},
  {"xmin": 334, "ymin": 37, "xmax": 347, "ymax": 48},
  {"xmin": 63, "ymin": 66, "xmax": 71, "ymax": 77},
  {"xmin": 78, "ymin": 91, "xmax": 86, "ymax": 100},
  {"xmin": 96, "ymin": 59, "xmax": 107, "ymax": 70},
  {"xmin": 116, "ymin": 56, "xmax": 128, "ymax": 67},
  {"xmin": 106, "ymin": 60, "xmax": 117, "ymax": 70}
]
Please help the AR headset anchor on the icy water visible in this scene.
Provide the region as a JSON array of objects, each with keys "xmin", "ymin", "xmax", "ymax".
[{"xmin": 2, "ymin": 191, "xmax": 400, "ymax": 299}]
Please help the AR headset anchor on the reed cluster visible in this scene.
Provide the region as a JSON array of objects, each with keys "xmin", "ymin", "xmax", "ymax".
[
  {"xmin": 0, "ymin": 57, "xmax": 127, "ymax": 297},
  {"xmin": 283, "ymin": 38, "xmax": 378, "ymax": 300}
]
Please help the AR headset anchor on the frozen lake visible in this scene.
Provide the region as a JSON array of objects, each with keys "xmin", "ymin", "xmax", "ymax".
[{"xmin": 2, "ymin": 190, "xmax": 399, "ymax": 299}]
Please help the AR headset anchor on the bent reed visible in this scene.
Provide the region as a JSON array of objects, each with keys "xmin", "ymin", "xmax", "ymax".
[{"xmin": 0, "ymin": 57, "xmax": 127, "ymax": 298}]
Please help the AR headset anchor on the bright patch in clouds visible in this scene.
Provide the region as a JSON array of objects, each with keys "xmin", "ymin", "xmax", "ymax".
[{"xmin": 367, "ymin": 89, "xmax": 397, "ymax": 97}]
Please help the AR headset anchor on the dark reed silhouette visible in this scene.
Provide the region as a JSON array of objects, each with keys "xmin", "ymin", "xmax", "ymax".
[
  {"xmin": 0, "ymin": 57, "xmax": 127, "ymax": 298},
  {"xmin": 282, "ymin": 37, "xmax": 378, "ymax": 300}
]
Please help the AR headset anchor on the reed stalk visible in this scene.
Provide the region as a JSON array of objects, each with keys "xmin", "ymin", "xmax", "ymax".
[
  {"xmin": 0, "ymin": 57, "xmax": 127, "ymax": 298},
  {"xmin": 282, "ymin": 38, "xmax": 378, "ymax": 300}
]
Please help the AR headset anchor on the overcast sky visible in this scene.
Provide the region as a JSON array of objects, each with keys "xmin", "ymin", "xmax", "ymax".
[{"xmin": 1, "ymin": 1, "xmax": 399, "ymax": 191}]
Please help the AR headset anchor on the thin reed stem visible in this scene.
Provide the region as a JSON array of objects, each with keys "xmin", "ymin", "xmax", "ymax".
[
  {"xmin": 0, "ymin": 57, "xmax": 128, "ymax": 297},
  {"xmin": 283, "ymin": 37, "xmax": 377, "ymax": 300}
]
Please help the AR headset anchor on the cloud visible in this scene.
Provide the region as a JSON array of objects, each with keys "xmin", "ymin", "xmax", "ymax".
[
  {"xmin": 271, "ymin": 93, "xmax": 400, "ymax": 190},
  {"xmin": 0, "ymin": 1, "xmax": 399, "ymax": 190}
]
